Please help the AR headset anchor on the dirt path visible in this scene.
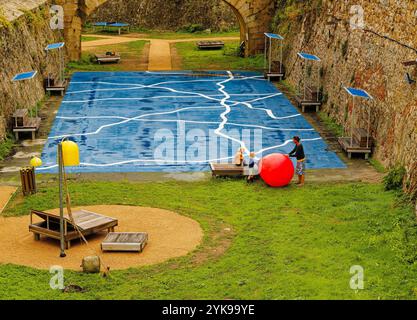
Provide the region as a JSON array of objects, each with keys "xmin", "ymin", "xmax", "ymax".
[
  {"xmin": 82, "ymin": 34, "xmax": 240, "ymax": 71},
  {"xmin": 148, "ymin": 39, "xmax": 172, "ymax": 70},
  {"xmin": 0, "ymin": 186, "xmax": 16, "ymax": 214}
]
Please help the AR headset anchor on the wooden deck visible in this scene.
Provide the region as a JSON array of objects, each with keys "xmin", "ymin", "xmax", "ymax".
[
  {"xmin": 295, "ymin": 86, "xmax": 322, "ymax": 112},
  {"xmin": 29, "ymin": 209, "xmax": 118, "ymax": 249},
  {"xmin": 101, "ymin": 232, "xmax": 148, "ymax": 252},
  {"xmin": 197, "ymin": 41, "xmax": 225, "ymax": 50},
  {"xmin": 45, "ymin": 80, "xmax": 68, "ymax": 96},
  {"xmin": 338, "ymin": 137, "xmax": 372, "ymax": 159},
  {"xmin": 264, "ymin": 61, "xmax": 285, "ymax": 80},
  {"xmin": 13, "ymin": 117, "xmax": 41, "ymax": 140},
  {"xmin": 95, "ymin": 53, "xmax": 121, "ymax": 64},
  {"xmin": 210, "ymin": 163, "xmax": 244, "ymax": 177}
]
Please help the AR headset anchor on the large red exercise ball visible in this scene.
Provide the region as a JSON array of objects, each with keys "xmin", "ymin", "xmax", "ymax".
[{"xmin": 259, "ymin": 153, "xmax": 295, "ymax": 187}]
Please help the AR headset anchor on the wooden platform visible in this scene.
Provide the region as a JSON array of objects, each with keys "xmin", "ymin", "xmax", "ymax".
[
  {"xmin": 338, "ymin": 137, "xmax": 372, "ymax": 159},
  {"xmin": 95, "ymin": 53, "xmax": 121, "ymax": 64},
  {"xmin": 45, "ymin": 80, "xmax": 68, "ymax": 96},
  {"xmin": 13, "ymin": 117, "xmax": 41, "ymax": 140},
  {"xmin": 101, "ymin": 232, "xmax": 148, "ymax": 252},
  {"xmin": 197, "ymin": 41, "xmax": 225, "ymax": 50},
  {"xmin": 29, "ymin": 209, "xmax": 118, "ymax": 249},
  {"xmin": 295, "ymin": 95, "xmax": 321, "ymax": 112},
  {"xmin": 210, "ymin": 163, "xmax": 244, "ymax": 177},
  {"xmin": 264, "ymin": 61, "xmax": 285, "ymax": 80}
]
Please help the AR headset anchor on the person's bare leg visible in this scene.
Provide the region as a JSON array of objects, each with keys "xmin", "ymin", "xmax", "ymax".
[
  {"xmin": 298, "ymin": 175, "xmax": 305, "ymax": 187},
  {"xmin": 295, "ymin": 175, "xmax": 301, "ymax": 185}
]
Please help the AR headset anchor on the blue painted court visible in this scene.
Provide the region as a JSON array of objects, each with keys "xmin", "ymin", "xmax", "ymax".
[{"xmin": 39, "ymin": 71, "xmax": 346, "ymax": 173}]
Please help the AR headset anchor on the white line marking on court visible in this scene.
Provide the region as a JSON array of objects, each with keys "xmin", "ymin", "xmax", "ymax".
[
  {"xmin": 55, "ymin": 116, "xmax": 314, "ymax": 131},
  {"xmin": 38, "ymin": 71, "xmax": 321, "ymax": 170}
]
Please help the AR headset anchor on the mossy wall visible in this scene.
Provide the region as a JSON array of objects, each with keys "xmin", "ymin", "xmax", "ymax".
[
  {"xmin": 0, "ymin": 3, "xmax": 63, "ymax": 141},
  {"xmin": 272, "ymin": 0, "xmax": 417, "ymax": 195},
  {"xmin": 88, "ymin": 0, "xmax": 239, "ymax": 31}
]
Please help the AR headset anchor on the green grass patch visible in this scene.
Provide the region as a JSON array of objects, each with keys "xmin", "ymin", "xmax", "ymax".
[
  {"xmin": 174, "ymin": 41, "xmax": 263, "ymax": 71},
  {"xmin": 0, "ymin": 134, "xmax": 15, "ymax": 160},
  {"xmin": 66, "ymin": 53, "xmax": 119, "ymax": 73},
  {"xmin": 369, "ymin": 158, "xmax": 386, "ymax": 173},
  {"xmin": 66, "ymin": 40, "xmax": 148, "ymax": 73},
  {"xmin": 81, "ymin": 36, "xmax": 102, "ymax": 42},
  {"xmin": 82, "ymin": 26, "xmax": 239, "ymax": 40},
  {"xmin": 1, "ymin": 180, "xmax": 417, "ymax": 299},
  {"xmin": 318, "ymin": 112, "xmax": 344, "ymax": 137}
]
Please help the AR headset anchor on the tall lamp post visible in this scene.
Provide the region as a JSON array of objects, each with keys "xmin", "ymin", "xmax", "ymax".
[{"xmin": 58, "ymin": 139, "xmax": 80, "ymax": 258}]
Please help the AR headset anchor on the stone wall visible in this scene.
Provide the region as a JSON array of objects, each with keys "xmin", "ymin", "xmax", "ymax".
[
  {"xmin": 64, "ymin": 0, "xmax": 276, "ymax": 60},
  {"xmin": 273, "ymin": 0, "xmax": 417, "ymax": 193},
  {"xmin": 0, "ymin": 1, "xmax": 63, "ymax": 141},
  {"xmin": 87, "ymin": 0, "xmax": 239, "ymax": 31}
]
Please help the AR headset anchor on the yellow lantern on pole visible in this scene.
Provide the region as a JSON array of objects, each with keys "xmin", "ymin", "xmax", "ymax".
[
  {"xmin": 30, "ymin": 156, "xmax": 43, "ymax": 168},
  {"xmin": 61, "ymin": 140, "xmax": 80, "ymax": 166}
]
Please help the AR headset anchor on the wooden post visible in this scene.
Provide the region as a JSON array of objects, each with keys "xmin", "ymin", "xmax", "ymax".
[{"xmin": 58, "ymin": 143, "xmax": 66, "ymax": 258}]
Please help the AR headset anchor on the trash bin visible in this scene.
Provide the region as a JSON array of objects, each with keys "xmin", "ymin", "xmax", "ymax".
[{"xmin": 20, "ymin": 167, "xmax": 36, "ymax": 196}]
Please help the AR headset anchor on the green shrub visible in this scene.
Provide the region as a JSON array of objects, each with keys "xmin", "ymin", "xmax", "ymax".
[
  {"xmin": 0, "ymin": 134, "xmax": 15, "ymax": 160},
  {"xmin": 223, "ymin": 45, "xmax": 240, "ymax": 57},
  {"xmin": 178, "ymin": 24, "xmax": 205, "ymax": 33},
  {"xmin": 384, "ymin": 166, "xmax": 406, "ymax": 191}
]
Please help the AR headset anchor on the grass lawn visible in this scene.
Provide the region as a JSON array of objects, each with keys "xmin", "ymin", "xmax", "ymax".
[
  {"xmin": 0, "ymin": 134, "xmax": 15, "ymax": 161},
  {"xmin": 67, "ymin": 40, "xmax": 149, "ymax": 73},
  {"xmin": 81, "ymin": 36, "xmax": 103, "ymax": 42},
  {"xmin": 174, "ymin": 40, "xmax": 264, "ymax": 71},
  {"xmin": 82, "ymin": 26, "xmax": 240, "ymax": 40},
  {"xmin": 1, "ymin": 180, "xmax": 417, "ymax": 299}
]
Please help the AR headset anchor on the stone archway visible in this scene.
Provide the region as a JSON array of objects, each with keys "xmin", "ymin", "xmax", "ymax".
[{"xmin": 57, "ymin": 0, "xmax": 276, "ymax": 61}]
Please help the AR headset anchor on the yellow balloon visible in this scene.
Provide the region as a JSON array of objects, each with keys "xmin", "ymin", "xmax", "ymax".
[
  {"xmin": 30, "ymin": 156, "xmax": 43, "ymax": 167},
  {"xmin": 61, "ymin": 140, "xmax": 80, "ymax": 166}
]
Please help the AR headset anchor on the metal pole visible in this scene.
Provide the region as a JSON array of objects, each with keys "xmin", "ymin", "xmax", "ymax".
[
  {"xmin": 59, "ymin": 48, "xmax": 62, "ymax": 84},
  {"xmin": 58, "ymin": 143, "xmax": 66, "ymax": 258},
  {"xmin": 316, "ymin": 64, "xmax": 319, "ymax": 102},
  {"xmin": 269, "ymin": 38, "xmax": 272, "ymax": 73},
  {"xmin": 350, "ymin": 97, "xmax": 355, "ymax": 147},
  {"xmin": 280, "ymin": 40, "xmax": 283, "ymax": 74},
  {"xmin": 304, "ymin": 62, "xmax": 307, "ymax": 100},
  {"xmin": 264, "ymin": 36, "xmax": 267, "ymax": 71},
  {"xmin": 367, "ymin": 103, "xmax": 371, "ymax": 149}
]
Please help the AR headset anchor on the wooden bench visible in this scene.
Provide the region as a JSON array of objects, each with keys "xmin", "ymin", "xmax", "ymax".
[
  {"xmin": 12, "ymin": 109, "xmax": 41, "ymax": 140},
  {"xmin": 101, "ymin": 232, "xmax": 148, "ymax": 252},
  {"xmin": 95, "ymin": 53, "xmax": 121, "ymax": 64},
  {"xmin": 29, "ymin": 209, "xmax": 118, "ymax": 249},
  {"xmin": 352, "ymin": 128, "xmax": 373, "ymax": 148},
  {"xmin": 264, "ymin": 61, "xmax": 285, "ymax": 80},
  {"xmin": 197, "ymin": 41, "xmax": 225, "ymax": 50},
  {"xmin": 210, "ymin": 163, "xmax": 244, "ymax": 177},
  {"xmin": 45, "ymin": 78, "xmax": 68, "ymax": 96},
  {"xmin": 295, "ymin": 86, "xmax": 322, "ymax": 112},
  {"xmin": 338, "ymin": 137, "xmax": 372, "ymax": 160}
]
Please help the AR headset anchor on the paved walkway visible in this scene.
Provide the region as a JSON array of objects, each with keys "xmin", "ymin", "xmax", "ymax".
[{"xmin": 82, "ymin": 34, "xmax": 240, "ymax": 71}]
